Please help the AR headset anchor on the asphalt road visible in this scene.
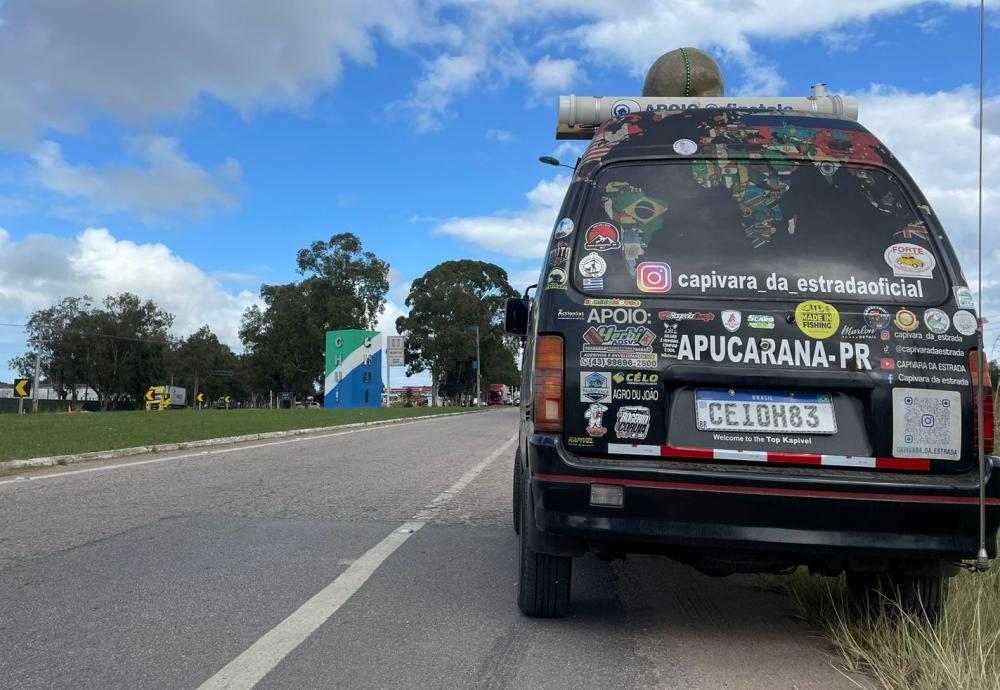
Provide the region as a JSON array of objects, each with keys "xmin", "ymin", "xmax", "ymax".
[{"xmin": 0, "ymin": 409, "xmax": 863, "ymax": 689}]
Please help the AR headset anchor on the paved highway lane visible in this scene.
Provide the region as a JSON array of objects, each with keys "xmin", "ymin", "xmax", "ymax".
[{"xmin": 0, "ymin": 409, "xmax": 863, "ymax": 689}]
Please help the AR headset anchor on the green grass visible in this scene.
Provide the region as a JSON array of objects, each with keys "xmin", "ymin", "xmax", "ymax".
[
  {"xmin": 786, "ymin": 556, "xmax": 1000, "ymax": 689},
  {"xmin": 0, "ymin": 407, "xmax": 484, "ymax": 462}
]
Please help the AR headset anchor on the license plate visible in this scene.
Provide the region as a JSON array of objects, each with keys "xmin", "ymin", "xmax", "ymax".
[{"xmin": 695, "ymin": 390, "xmax": 837, "ymax": 434}]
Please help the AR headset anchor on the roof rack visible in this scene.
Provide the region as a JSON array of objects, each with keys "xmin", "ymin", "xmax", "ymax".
[{"xmin": 556, "ymin": 84, "xmax": 858, "ymax": 139}]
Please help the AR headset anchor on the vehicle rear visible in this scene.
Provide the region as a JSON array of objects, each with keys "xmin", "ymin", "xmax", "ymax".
[{"xmin": 513, "ymin": 108, "xmax": 1000, "ymax": 617}]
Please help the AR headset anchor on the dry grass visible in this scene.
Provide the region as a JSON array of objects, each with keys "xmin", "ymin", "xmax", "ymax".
[{"xmin": 787, "ymin": 557, "xmax": 1000, "ymax": 689}]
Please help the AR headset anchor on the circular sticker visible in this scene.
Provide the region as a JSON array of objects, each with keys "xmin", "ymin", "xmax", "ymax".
[
  {"xmin": 924, "ymin": 308, "xmax": 950, "ymax": 334},
  {"xmin": 953, "ymin": 310, "xmax": 978, "ymax": 336},
  {"xmin": 863, "ymin": 306, "xmax": 891, "ymax": 330},
  {"xmin": 554, "ymin": 217, "xmax": 574, "ymax": 239},
  {"xmin": 884, "ymin": 243, "xmax": 936, "ymax": 278},
  {"xmin": 545, "ymin": 267, "xmax": 567, "ymax": 290},
  {"xmin": 672, "ymin": 138, "xmax": 698, "ymax": 156},
  {"xmin": 578, "ymin": 252, "xmax": 606, "ymax": 278},
  {"xmin": 817, "ymin": 160, "xmax": 838, "ymax": 176},
  {"xmin": 794, "ymin": 300, "xmax": 840, "ymax": 339},
  {"xmin": 894, "ymin": 308, "xmax": 919, "ymax": 332}
]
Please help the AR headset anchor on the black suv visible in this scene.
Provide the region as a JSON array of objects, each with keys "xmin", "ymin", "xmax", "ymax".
[{"xmin": 506, "ymin": 108, "xmax": 999, "ymax": 619}]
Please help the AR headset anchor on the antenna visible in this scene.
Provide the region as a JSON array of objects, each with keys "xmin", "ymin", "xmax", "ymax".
[{"xmin": 975, "ymin": 0, "xmax": 990, "ymax": 573}]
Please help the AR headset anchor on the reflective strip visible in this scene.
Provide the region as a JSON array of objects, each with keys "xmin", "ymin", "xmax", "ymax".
[
  {"xmin": 714, "ymin": 448, "xmax": 767, "ymax": 462},
  {"xmin": 821, "ymin": 455, "xmax": 875, "ymax": 468},
  {"xmin": 607, "ymin": 443, "xmax": 661, "ymax": 456},
  {"xmin": 604, "ymin": 443, "xmax": 931, "ymax": 472}
]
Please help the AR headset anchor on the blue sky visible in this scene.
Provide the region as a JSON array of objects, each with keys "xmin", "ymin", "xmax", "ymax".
[{"xmin": 1, "ymin": 0, "xmax": 999, "ymax": 385}]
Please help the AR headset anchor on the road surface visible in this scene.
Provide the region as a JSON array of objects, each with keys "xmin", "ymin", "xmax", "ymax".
[{"xmin": 0, "ymin": 409, "xmax": 862, "ymax": 689}]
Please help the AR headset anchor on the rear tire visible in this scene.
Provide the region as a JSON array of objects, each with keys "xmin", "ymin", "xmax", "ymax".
[
  {"xmin": 847, "ymin": 571, "xmax": 949, "ymax": 624},
  {"xmin": 512, "ymin": 449, "xmax": 523, "ymax": 535},
  {"xmin": 517, "ymin": 477, "xmax": 571, "ymax": 617}
]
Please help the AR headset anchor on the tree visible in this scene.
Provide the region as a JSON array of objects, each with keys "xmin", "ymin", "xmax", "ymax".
[
  {"xmin": 240, "ymin": 233, "xmax": 389, "ymax": 399},
  {"xmin": 75, "ymin": 293, "xmax": 174, "ymax": 409},
  {"xmin": 169, "ymin": 325, "xmax": 239, "ymax": 404},
  {"xmin": 396, "ymin": 260, "xmax": 519, "ymax": 405},
  {"xmin": 8, "ymin": 296, "xmax": 93, "ymax": 401}
]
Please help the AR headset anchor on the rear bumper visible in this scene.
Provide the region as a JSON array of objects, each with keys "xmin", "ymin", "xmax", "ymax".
[{"xmin": 527, "ymin": 433, "xmax": 1000, "ymax": 563}]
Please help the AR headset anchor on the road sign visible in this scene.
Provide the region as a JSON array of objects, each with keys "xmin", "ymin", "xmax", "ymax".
[
  {"xmin": 145, "ymin": 389, "xmax": 155, "ymax": 401},
  {"xmin": 387, "ymin": 353, "xmax": 405, "ymax": 367},
  {"xmin": 386, "ymin": 336, "xmax": 405, "ymax": 352},
  {"xmin": 13, "ymin": 378, "xmax": 30, "ymax": 398},
  {"xmin": 207, "ymin": 369, "xmax": 234, "ymax": 377},
  {"xmin": 279, "ymin": 392, "xmax": 293, "ymax": 401},
  {"xmin": 196, "ymin": 392, "xmax": 205, "ymax": 403}
]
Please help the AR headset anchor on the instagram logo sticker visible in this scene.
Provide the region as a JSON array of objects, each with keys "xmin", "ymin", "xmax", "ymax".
[{"xmin": 636, "ymin": 262, "xmax": 671, "ymax": 293}]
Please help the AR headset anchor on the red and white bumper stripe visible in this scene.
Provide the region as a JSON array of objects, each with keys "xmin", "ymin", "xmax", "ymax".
[{"xmin": 606, "ymin": 443, "xmax": 930, "ymax": 471}]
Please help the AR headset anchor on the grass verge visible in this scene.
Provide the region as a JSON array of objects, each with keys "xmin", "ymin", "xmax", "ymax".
[
  {"xmin": 0, "ymin": 407, "xmax": 486, "ymax": 462},
  {"xmin": 786, "ymin": 554, "xmax": 1000, "ymax": 689}
]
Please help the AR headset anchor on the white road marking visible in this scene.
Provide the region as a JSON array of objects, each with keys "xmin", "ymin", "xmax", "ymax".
[
  {"xmin": 196, "ymin": 433, "xmax": 517, "ymax": 690},
  {"xmin": 0, "ymin": 416, "xmax": 474, "ymax": 488}
]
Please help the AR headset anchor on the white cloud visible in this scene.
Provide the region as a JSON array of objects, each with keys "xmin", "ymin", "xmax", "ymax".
[
  {"xmin": 395, "ymin": 52, "xmax": 488, "ymax": 133},
  {"xmin": 486, "ymin": 128, "xmax": 517, "ymax": 143},
  {"xmin": 0, "ymin": 0, "xmax": 447, "ymax": 148},
  {"xmin": 531, "ymin": 56, "xmax": 580, "ymax": 93},
  {"xmin": 434, "ymin": 175, "xmax": 569, "ymax": 260},
  {"xmin": 0, "ymin": 227, "xmax": 260, "ymax": 360},
  {"xmin": 31, "ymin": 137, "xmax": 242, "ymax": 220}
]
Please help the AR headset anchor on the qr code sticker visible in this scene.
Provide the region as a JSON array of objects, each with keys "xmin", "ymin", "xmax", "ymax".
[{"xmin": 892, "ymin": 388, "xmax": 961, "ymax": 460}]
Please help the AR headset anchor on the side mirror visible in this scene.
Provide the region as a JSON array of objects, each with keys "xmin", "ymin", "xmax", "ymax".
[{"xmin": 505, "ymin": 297, "xmax": 530, "ymax": 336}]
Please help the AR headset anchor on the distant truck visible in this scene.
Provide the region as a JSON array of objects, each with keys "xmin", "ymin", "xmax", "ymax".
[
  {"xmin": 488, "ymin": 384, "xmax": 509, "ymax": 406},
  {"xmin": 145, "ymin": 385, "xmax": 187, "ymax": 411}
]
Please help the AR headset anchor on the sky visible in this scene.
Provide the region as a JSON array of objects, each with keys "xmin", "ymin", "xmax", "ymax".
[{"xmin": 1, "ymin": 0, "xmax": 999, "ymax": 387}]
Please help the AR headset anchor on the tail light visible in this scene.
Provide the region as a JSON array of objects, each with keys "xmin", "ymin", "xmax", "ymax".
[
  {"xmin": 533, "ymin": 335, "xmax": 564, "ymax": 432},
  {"xmin": 969, "ymin": 351, "xmax": 994, "ymax": 454}
]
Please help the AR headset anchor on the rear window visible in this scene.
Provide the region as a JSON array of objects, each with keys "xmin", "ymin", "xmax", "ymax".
[{"xmin": 572, "ymin": 160, "xmax": 948, "ymax": 304}]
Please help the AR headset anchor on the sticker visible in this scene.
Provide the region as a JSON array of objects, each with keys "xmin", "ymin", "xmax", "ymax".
[
  {"xmin": 952, "ymin": 310, "xmax": 977, "ymax": 336},
  {"xmin": 549, "ymin": 242, "xmax": 570, "ymax": 267},
  {"xmin": 636, "ymin": 262, "xmax": 671, "ymax": 293},
  {"xmin": 672, "ymin": 138, "xmax": 698, "ymax": 156},
  {"xmin": 891, "ymin": 388, "xmax": 961, "ymax": 460},
  {"xmin": 676, "ymin": 335, "xmax": 872, "ymax": 370},
  {"xmin": 556, "ymin": 308, "xmax": 585, "ymax": 321},
  {"xmin": 585, "ymin": 222, "xmax": 621, "ymax": 251},
  {"xmin": 613, "ymin": 371, "xmax": 659, "ymax": 386},
  {"xmin": 554, "ymin": 217, "xmax": 574, "ymax": 239},
  {"xmin": 580, "ymin": 371, "xmax": 612, "ymax": 403},
  {"xmin": 817, "ymin": 160, "xmax": 838, "ymax": 176},
  {"xmin": 567, "ymin": 436, "xmax": 594, "ymax": 447},
  {"xmin": 884, "ymin": 243, "xmax": 936, "ymax": 279},
  {"xmin": 615, "ymin": 406, "xmax": 651, "ymax": 440},
  {"xmin": 584, "ymin": 403, "xmax": 609, "ymax": 437},
  {"xmin": 582, "ymin": 277, "xmax": 604, "ymax": 291},
  {"xmin": 580, "ymin": 353, "xmax": 658, "ymax": 370},
  {"xmin": 795, "ymin": 300, "xmax": 840, "ymax": 340},
  {"xmin": 840, "ymin": 324, "xmax": 877, "ymax": 340},
  {"xmin": 659, "ymin": 310, "xmax": 715, "ymax": 322},
  {"xmin": 894, "ymin": 308, "xmax": 918, "ymax": 332},
  {"xmin": 863, "ymin": 306, "xmax": 891, "ymax": 330},
  {"xmin": 585, "ymin": 298, "xmax": 640, "ymax": 307},
  {"xmin": 583, "ymin": 325, "xmax": 657, "ymax": 348},
  {"xmin": 588, "ymin": 308, "xmax": 649, "ymax": 324},
  {"xmin": 578, "ymin": 252, "xmax": 607, "ymax": 278},
  {"xmin": 880, "ymin": 358, "xmax": 896, "ymax": 370},
  {"xmin": 721, "ymin": 310, "xmax": 742, "ymax": 332},
  {"xmin": 545, "ymin": 267, "xmax": 567, "ymax": 290},
  {"xmin": 610, "ymin": 99, "xmax": 640, "ymax": 117},
  {"xmin": 880, "ymin": 330, "xmax": 891, "ymax": 341},
  {"xmin": 923, "ymin": 308, "xmax": 950, "ymax": 335},
  {"xmin": 895, "ymin": 222, "xmax": 929, "ymax": 241},
  {"xmin": 954, "ymin": 286, "xmax": 976, "ymax": 309},
  {"xmin": 747, "ymin": 314, "xmax": 775, "ymax": 330}
]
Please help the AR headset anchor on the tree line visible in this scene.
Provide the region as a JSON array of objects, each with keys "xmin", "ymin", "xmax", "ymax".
[{"xmin": 8, "ymin": 233, "xmax": 522, "ymax": 409}]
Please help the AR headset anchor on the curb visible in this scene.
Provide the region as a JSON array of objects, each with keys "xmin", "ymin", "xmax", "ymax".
[{"xmin": 0, "ymin": 409, "xmax": 491, "ymax": 472}]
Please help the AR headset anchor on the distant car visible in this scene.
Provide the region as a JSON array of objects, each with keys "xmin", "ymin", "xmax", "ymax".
[{"xmin": 213, "ymin": 398, "xmax": 228, "ymax": 409}]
